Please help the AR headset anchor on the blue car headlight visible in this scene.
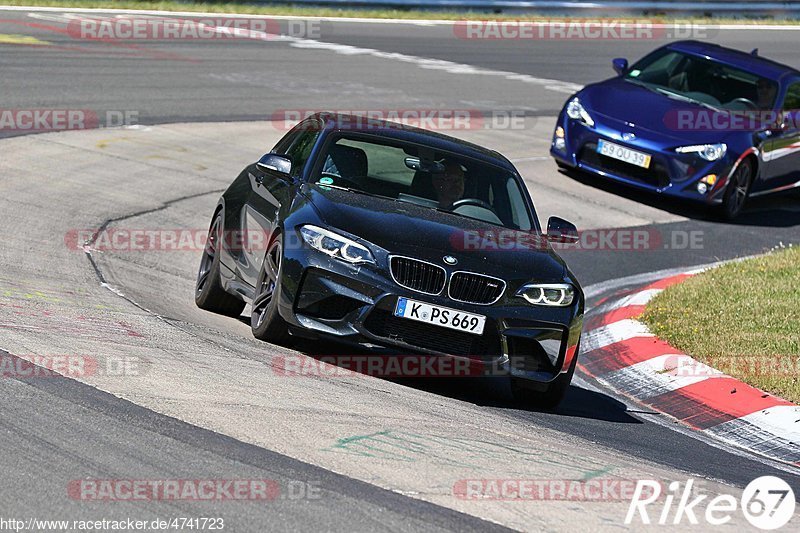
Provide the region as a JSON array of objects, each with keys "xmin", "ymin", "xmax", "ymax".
[
  {"xmin": 566, "ymin": 97, "xmax": 595, "ymax": 127},
  {"xmin": 299, "ymin": 225, "xmax": 375, "ymax": 264},
  {"xmin": 516, "ymin": 283, "xmax": 575, "ymax": 307},
  {"xmin": 675, "ymin": 143, "xmax": 727, "ymax": 161}
]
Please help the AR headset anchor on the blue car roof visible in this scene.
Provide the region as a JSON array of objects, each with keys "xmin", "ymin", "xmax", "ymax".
[{"xmin": 666, "ymin": 40, "xmax": 799, "ymax": 82}]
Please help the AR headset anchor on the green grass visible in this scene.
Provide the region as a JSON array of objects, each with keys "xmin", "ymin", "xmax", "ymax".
[
  {"xmin": 641, "ymin": 247, "xmax": 800, "ymax": 403},
  {"xmin": 3, "ymin": 0, "xmax": 800, "ymax": 23}
]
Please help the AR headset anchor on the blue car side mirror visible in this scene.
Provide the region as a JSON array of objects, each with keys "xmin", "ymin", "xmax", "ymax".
[{"xmin": 612, "ymin": 58, "xmax": 628, "ymax": 76}]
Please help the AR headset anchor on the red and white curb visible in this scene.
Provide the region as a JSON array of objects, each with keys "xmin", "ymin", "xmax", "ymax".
[{"xmin": 580, "ymin": 270, "xmax": 800, "ymax": 466}]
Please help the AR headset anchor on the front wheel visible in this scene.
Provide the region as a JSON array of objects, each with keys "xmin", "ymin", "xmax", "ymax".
[
  {"xmin": 251, "ymin": 235, "xmax": 291, "ymax": 344},
  {"xmin": 720, "ymin": 158, "xmax": 752, "ymax": 220},
  {"xmin": 195, "ymin": 212, "xmax": 245, "ymax": 317}
]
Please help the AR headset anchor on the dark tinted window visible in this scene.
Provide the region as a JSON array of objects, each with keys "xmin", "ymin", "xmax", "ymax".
[
  {"xmin": 625, "ymin": 49, "xmax": 778, "ymax": 110},
  {"xmin": 782, "ymin": 82, "xmax": 800, "ymax": 111},
  {"xmin": 285, "ymin": 127, "xmax": 321, "ymax": 178},
  {"xmin": 313, "ymin": 135, "xmax": 533, "ymax": 230}
]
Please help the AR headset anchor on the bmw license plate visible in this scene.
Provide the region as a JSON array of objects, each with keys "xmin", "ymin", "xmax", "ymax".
[
  {"xmin": 597, "ymin": 139, "xmax": 651, "ymax": 168},
  {"xmin": 394, "ymin": 297, "xmax": 486, "ymax": 336}
]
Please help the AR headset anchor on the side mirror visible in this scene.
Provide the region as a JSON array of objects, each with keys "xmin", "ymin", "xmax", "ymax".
[
  {"xmin": 256, "ymin": 153, "xmax": 292, "ymax": 177},
  {"xmin": 612, "ymin": 58, "xmax": 628, "ymax": 76},
  {"xmin": 776, "ymin": 111, "xmax": 797, "ymax": 132},
  {"xmin": 546, "ymin": 216, "xmax": 579, "ymax": 244}
]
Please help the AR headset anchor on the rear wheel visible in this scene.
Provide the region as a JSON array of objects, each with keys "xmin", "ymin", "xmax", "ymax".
[
  {"xmin": 195, "ymin": 212, "xmax": 245, "ymax": 317},
  {"xmin": 510, "ymin": 351, "xmax": 577, "ymax": 410},
  {"xmin": 251, "ymin": 235, "xmax": 291, "ymax": 343},
  {"xmin": 720, "ymin": 158, "xmax": 752, "ymax": 220}
]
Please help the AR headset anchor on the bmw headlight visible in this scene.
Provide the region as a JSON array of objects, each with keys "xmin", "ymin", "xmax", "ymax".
[
  {"xmin": 516, "ymin": 283, "xmax": 575, "ymax": 307},
  {"xmin": 566, "ymin": 97, "xmax": 595, "ymax": 127},
  {"xmin": 675, "ymin": 143, "xmax": 727, "ymax": 161},
  {"xmin": 299, "ymin": 225, "xmax": 374, "ymax": 264}
]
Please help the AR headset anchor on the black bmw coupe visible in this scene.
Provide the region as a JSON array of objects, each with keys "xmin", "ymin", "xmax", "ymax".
[{"xmin": 195, "ymin": 113, "xmax": 584, "ymax": 407}]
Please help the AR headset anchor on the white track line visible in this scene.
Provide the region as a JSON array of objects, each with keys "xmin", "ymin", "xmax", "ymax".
[
  {"xmin": 582, "ymin": 318, "xmax": 653, "ymax": 352},
  {"xmin": 23, "ymin": 10, "xmax": 582, "ymax": 94}
]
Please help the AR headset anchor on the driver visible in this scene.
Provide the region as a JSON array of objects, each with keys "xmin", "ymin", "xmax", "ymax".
[
  {"xmin": 756, "ymin": 78, "xmax": 777, "ymax": 110},
  {"xmin": 432, "ymin": 160, "xmax": 465, "ymax": 210}
]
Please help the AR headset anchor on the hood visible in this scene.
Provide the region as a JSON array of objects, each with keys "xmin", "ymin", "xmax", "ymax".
[
  {"xmin": 580, "ymin": 78, "xmax": 742, "ymax": 143},
  {"xmin": 303, "ymin": 184, "xmax": 567, "ymax": 282}
]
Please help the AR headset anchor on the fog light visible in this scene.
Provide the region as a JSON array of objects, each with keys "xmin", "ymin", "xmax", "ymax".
[
  {"xmin": 696, "ymin": 174, "xmax": 717, "ymax": 194},
  {"xmin": 554, "ymin": 138, "xmax": 566, "ymax": 151}
]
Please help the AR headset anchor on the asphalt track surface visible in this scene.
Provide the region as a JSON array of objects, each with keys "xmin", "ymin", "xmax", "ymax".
[{"xmin": 1, "ymin": 7, "xmax": 800, "ymax": 531}]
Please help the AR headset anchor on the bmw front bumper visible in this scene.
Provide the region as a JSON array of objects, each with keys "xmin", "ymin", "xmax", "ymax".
[{"xmin": 276, "ymin": 232, "xmax": 583, "ymax": 384}]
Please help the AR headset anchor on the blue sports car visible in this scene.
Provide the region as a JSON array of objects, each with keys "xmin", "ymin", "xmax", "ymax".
[{"xmin": 551, "ymin": 40, "xmax": 800, "ymax": 219}]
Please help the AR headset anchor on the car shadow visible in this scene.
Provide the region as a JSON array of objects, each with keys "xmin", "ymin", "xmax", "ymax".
[
  {"xmin": 559, "ymin": 167, "xmax": 800, "ymax": 227},
  {"xmin": 289, "ymin": 337, "xmax": 641, "ymax": 424}
]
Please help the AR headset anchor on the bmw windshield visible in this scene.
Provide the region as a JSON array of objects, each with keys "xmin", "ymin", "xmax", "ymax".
[{"xmin": 312, "ymin": 134, "xmax": 535, "ymax": 231}]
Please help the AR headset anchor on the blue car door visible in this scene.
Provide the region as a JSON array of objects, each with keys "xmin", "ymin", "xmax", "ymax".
[{"xmin": 761, "ymin": 81, "xmax": 800, "ymax": 191}]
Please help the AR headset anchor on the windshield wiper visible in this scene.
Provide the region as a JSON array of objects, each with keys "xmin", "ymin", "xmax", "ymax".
[
  {"xmin": 652, "ymin": 87, "xmax": 722, "ymax": 112},
  {"xmin": 626, "ymin": 79, "xmax": 722, "ymax": 112},
  {"xmin": 313, "ymin": 182, "xmax": 398, "ymax": 202},
  {"xmin": 624, "ymin": 78, "xmax": 661, "ymax": 94}
]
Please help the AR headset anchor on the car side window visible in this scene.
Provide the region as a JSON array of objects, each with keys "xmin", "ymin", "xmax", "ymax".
[
  {"xmin": 285, "ymin": 125, "xmax": 321, "ymax": 178},
  {"xmin": 272, "ymin": 125, "xmax": 303, "ymax": 155},
  {"xmin": 781, "ymin": 82, "xmax": 800, "ymax": 112}
]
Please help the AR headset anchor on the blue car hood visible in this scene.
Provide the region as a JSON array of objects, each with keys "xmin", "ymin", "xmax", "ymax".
[{"xmin": 580, "ymin": 78, "xmax": 738, "ymax": 144}]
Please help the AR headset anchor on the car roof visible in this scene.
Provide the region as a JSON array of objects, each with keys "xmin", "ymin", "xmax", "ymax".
[
  {"xmin": 666, "ymin": 40, "xmax": 799, "ymax": 82},
  {"xmin": 309, "ymin": 112, "xmax": 517, "ymax": 172}
]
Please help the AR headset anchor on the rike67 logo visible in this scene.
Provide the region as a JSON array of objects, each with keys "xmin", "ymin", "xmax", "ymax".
[{"xmin": 627, "ymin": 476, "xmax": 795, "ymax": 529}]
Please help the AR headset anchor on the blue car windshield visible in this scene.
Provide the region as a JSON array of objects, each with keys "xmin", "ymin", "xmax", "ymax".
[{"xmin": 625, "ymin": 50, "xmax": 778, "ymax": 112}]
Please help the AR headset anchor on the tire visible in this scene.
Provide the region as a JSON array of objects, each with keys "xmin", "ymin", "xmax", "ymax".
[
  {"xmin": 195, "ymin": 212, "xmax": 246, "ymax": 317},
  {"xmin": 250, "ymin": 234, "xmax": 291, "ymax": 344},
  {"xmin": 556, "ymin": 161, "xmax": 570, "ymax": 171},
  {"xmin": 510, "ymin": 350, "xmax": 578, "ymax": 410},
  {"xmin": 720, "ymin": 158, "xmax": 753, "ymax": 220}
]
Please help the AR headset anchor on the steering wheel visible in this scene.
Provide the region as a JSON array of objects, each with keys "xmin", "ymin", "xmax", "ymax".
[
  {"xmin": 451, "ymin": 198, "xmax": 494, "ymax": 211},
  {"xmin": 728, "ymin": 98, "xmax": 758, "ymax": 111}
]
